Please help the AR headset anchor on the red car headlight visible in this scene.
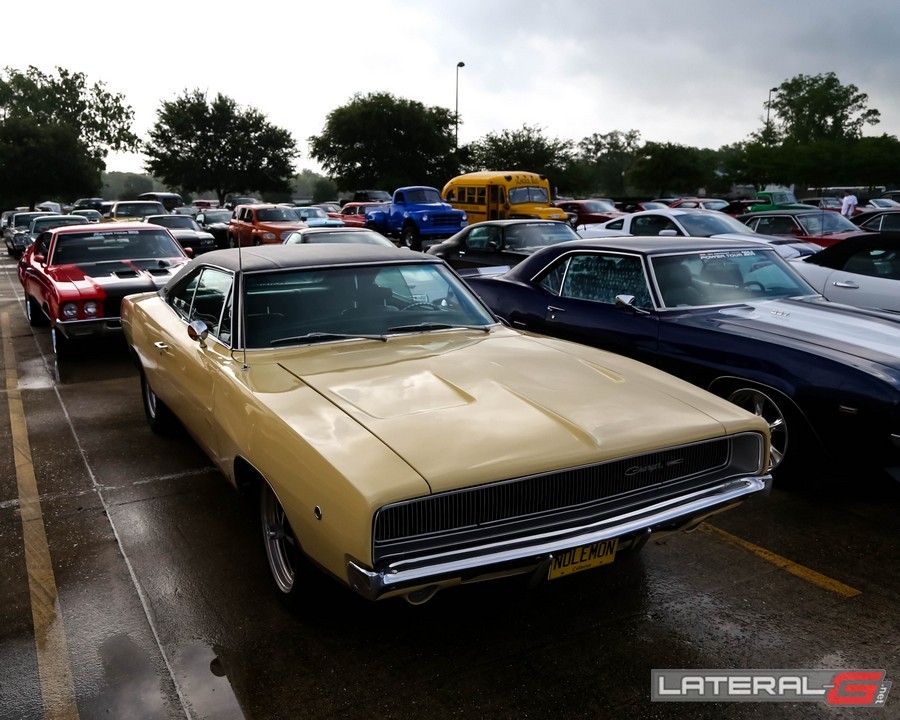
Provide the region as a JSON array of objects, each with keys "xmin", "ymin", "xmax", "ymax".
[
  {"xmin": 83, "ymin": 301, "xmax": 99, "ymax": 316},
  {"xmin": 61, "ymin": 302, "xmax": 78, "ymax": 319}
]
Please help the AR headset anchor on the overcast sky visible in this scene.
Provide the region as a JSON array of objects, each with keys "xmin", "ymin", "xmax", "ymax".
[{"xmin": 4, "ymin": 0, "xmax": 900, "ymax": 176}]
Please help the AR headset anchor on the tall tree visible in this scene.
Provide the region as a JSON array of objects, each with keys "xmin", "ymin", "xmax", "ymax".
[
  {"xmin": 0, "ymin": 117, "xmax": 100, "ymax": 208},
  {"xmin": 575, "ymin": 130, "xmax": 642, "ymax": 196},
  {"xmin": 144, "ymin": 90, "xmax": 299, "ymax": 206},
  {"xmin": 308, "ymin": 92, "xmax": 458, "ymax": 191},
  {"xmin": 768, "ymin": 72, "xmax": 880, "ymax": 145},
  {"xmin": 464, "ymin": 124, "xmax": 574, "ymax": 184},
  {"xmin": 0, "ymin": 66, "xmax": 136, "ymax": 205},
  {"xmin": 626, "ymin": 142, "xmax": 705, "ymax": 197}
]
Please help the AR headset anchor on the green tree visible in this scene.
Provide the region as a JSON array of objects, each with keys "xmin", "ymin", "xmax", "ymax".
[
  {"xmin": 626, "ymin": 142, "xmax": 705, "ymax": 197},
  {"xmin": 768, "ymin": 72, "xmax": 880, "ymax": 145},
  {"xmin": 308, "ymin": 92, "xmax": 458, "ymax": 191},
  {"xmin": 464, "ymin": 124, "xmax": 574, "ymax": 183},
  {"xmin": 575, "ymin": 130, "xmax": 642, "ymax": 196},
  {"xmin": 144, "ymin": 90, "xmax": 299, "ymax": 206},
  {"xmin": 0, "ymin": 66, "xmax": 137, "ymax": 205},
  {"xmin": 0, "ymin": 117, "xmax": 100, "ymax": 208}
]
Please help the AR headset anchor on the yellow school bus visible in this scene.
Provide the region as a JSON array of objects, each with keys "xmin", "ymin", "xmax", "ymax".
[{"xmin": 442, "ymin": 171, "xmax": 569, "ymax": 224}]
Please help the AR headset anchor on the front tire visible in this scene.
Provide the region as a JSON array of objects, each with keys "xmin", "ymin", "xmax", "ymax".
[
  {"xmin": 400, "ymin": 224, "xmax": 421, "ymax": 250},
  {"xmin": 25, "ymin": 295, "xmax": 48, "ymax": 326},
  {"xmin": 260, "ymin": 481, "xmax": 308, "ymax": 608},
  {"xmin": 140, "ymin": 368, "xmax": 178, "ymax": 434},
  {"xmin": 51, "ymin": 326, "xmax": 76, "ymax": 359},
  {"xmin": 725, "ymin": 386, "xmax": 790, "ymax": 472}
]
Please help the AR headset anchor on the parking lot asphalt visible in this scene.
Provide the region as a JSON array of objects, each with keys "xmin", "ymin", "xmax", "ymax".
[{"xmin": 1, "ymin": 253, "xmax": 898, "ymax": 720}]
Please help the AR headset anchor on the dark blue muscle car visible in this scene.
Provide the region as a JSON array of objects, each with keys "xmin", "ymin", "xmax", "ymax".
[{"xmin": 465, "ymin": 236, "xmax": 900, "ymax": 479}]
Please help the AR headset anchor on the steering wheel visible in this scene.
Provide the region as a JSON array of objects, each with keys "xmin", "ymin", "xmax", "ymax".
[
  {"xmin": 402, "ymin": 301, "xmax": 438, "ymax": 311},
  {"xmin": 743, "ymin": 280, "xmax": 766, "ymax": 292}
]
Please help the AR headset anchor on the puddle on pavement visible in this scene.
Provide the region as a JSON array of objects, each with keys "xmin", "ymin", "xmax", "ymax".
[
  {"xmin": 173, "ymin": 643, "xmax": 245, "ymax": 719},
  {"xmin": 16, "ymin": 356, "xmax": 55, "ymax": 390}
]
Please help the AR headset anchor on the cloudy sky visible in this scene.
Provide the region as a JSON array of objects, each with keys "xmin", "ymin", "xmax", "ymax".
[{"xmin": 4, "ymin": 0, "xmax": 900, "ymax": 176}]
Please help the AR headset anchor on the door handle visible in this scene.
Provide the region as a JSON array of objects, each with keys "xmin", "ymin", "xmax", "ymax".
[
  {"xmin": 832, "ymin": 281, "xmax": 859, "ymax": 289},
  {"xmin": 547, "ymin": 305, "xmax": 567, "ymax": 313},
  {"xmin": 153, "ymin": 341, "xmax": 169, "ymax": 350}
]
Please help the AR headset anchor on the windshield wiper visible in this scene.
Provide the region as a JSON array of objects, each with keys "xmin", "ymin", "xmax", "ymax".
[
  {"xmin": 387, "ymin": 322, "xmax": 492, "ymax": 333},
  {"xmin": 270, "ymin": 331, "xmax": 388, "ymax": 346}
]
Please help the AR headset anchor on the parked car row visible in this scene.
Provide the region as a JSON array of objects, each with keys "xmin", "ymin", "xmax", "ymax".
[{"xmin": 10, "ymin": 183, "xmax": 900, "ymax": 612}]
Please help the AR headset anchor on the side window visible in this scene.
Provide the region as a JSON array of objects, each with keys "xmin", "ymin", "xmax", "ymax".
[
  {"xmin": 446, "ymin": 188, "xmax": 457, "ymax": 202},
  {"xmin": 880, "ymin": 215, "xmax": 900, "ymax": 231},
  {"xmin": 466, "ymin": 226, "xmax": 493, "ymax": 250},
  {"xmin": 167, "ymin": 267, "xmax": 234, "ymax": 343},
  {"xmin": 605, "ymin": 218, "xmax": 625, "ymax": 231},
  {"xmin": 168, "ymin": 271, "xmax": 201, "ymax": 322},
  {"xmin": 34, "ymin": 233, "xmax": 51, "ymax": 257},
  {"xmin": 538, "ymin": 258, "xmax": 570, "ymax": 295},
  {"xmin": 191, "ymin": 268, "xmax": 234, "ymax": 340},
  {"xmin": 560, "ymin": 253, "xmax": 651, "ymax": 307}
]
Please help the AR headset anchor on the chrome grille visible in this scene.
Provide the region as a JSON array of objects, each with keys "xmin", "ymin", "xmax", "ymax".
[
  {"xmin": 430, "ymin": 214, "xmax": 463, "ymax": 228},
  {"xmin": 372, "ymin": 437, "xmax": 740, "ymax": 566}
]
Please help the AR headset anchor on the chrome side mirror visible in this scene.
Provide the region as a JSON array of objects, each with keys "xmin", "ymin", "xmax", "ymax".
[{"xmin": 188, "ymin": 319, "xmax": 209, "ymax": 347}]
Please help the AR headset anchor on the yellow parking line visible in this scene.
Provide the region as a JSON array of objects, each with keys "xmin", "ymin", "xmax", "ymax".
[
  {"xmin": 699, "ymin": 522, "xmax": 861, "ymax": 598},
  {"xmin": 2, "ymin": 313, "xmax": 79, "ymax": 719}
]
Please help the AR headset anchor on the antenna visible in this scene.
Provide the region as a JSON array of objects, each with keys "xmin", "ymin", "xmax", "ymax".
[{"xmin": 238, "ymin": 236, "xmax": 249, "ymax": 371}]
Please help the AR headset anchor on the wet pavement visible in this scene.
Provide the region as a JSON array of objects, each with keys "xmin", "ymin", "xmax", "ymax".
[{"xmin": 1, "ymin": 253, "xmax": 898, "ymax": 719}]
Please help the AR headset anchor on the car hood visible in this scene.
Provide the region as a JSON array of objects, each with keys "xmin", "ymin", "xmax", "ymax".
[
  {"xmin": 672, "ymin": 296, "xmax": 900, "ymax": 370},
  {"xmin": 168, "ymin": 229, "xmax": 215, "ymax": 241},
  {"xmin": 272, "ymin": 329, "xmax": 761, "ymax": 493},
  {"xmin": 48, "ymin": 260, "xmax": 186, "ymax": 295}
]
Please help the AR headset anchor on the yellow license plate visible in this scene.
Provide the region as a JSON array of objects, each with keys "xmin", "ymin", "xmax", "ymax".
[{"xmin": 548, "ymin": 538, "xmax": 619, "ymax": 580}]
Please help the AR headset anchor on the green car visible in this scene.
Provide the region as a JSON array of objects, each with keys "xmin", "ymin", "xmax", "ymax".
[{"xmin": 750, "ymin": 190, "xmax": 817, "ymax": 212}]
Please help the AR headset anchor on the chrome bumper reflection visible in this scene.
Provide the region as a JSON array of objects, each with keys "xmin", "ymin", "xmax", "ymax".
[{"xmin": 348, "ymin": 474, "xmax": 772, "ymax": 601}]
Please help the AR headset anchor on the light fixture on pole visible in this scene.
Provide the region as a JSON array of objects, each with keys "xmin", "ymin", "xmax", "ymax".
[{"xmin": 455, "ymin": 61, "xmax": 465, "ymax": 149}]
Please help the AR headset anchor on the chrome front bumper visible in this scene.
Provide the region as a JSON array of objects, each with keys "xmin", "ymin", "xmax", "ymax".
[
  {"xmin": 347, "ymin": 473, "xmax": 772, "ymax": 601},
  {"xmin": 56, "ymin": 317, "xmax": 123, "ymax": 340}
]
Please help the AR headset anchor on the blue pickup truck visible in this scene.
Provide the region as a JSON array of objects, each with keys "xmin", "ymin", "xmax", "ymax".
[{"xmin": 365, "ymin": 186, "xmax": 467, "ymax": 250}]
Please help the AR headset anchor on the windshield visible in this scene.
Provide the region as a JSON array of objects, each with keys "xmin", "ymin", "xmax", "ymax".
[
  {"xmin": 14, "ymin": 213, "xmax": 51, "ymax": 229},
  {"xmin": 242, "ymin": 263, "xmax": 496, "ymax": 348},
  {"xmin": 677, "ymin": 213, "xmax": 755, "ymax": 237},
  {"xmin": 651, "ymin": 249, "xmax": 817, "ymax": 308},
  {"xmin": 257, "ymin": 208, "xmax": 300, "ymax": 222},
  {"xmin": 296, "ymin": 207, "xmax": 328, "ymax": 219},
  {"xmin": 796, "ymin": 212, "xmax": 858, "ymax": 235},
  {"xmin": 284, "ymin": 230, "xmax": 394, "ymax": 246},
  {"xmin": 581, "ymin": 200, "xmax": 617, "ymax": 212},
  {"xmin": 115, "ymin": 202, "xmax": 166, "ymax": 217},
  {"xmin": 404, "ymin": 188, "xmax": 442, "ymax": 204},
  {"xmin": 508, "ymin": 186, "xmax": 550, "ymax": 205},
  {"xmin": 32, "ymin": 217, "xmax": 84, "ymax": 233},
  {"xmin": 49, "ymin": 228, "xmax": 184, "ymax": 265},
  {"xmin": 151, "ymin": 216, "xmax": 197, "ymax": 229},
  {"xmin": 202, "ymin": 210, "xmax": 233, "ymax": 223},
  {"xmin": 504, "ymin": 222, "xmax": 579, "ymax": 249}
]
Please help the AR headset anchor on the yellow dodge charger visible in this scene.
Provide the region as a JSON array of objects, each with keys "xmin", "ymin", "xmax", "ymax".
[{"xmin": 121, "ymin": 244, "xmax": 771, "ymax": 607}]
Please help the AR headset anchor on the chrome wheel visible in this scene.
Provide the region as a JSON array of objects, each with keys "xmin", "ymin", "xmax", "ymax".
[
  {"xmin": 260, "ymin": 482, "xmax": 300, "ymax": 595},
  {"xmin": 727, "ymin": 387, "xmax": 788, "ymax": 470}
]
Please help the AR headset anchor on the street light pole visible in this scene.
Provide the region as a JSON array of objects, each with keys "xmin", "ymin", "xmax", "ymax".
[
  {"xmin": 766, "ymin": 86, "xmax": 777, "ymax": 142},
  {"xmin": 455, "ymin": 61, "xmax": 465, "ymax": 150}
]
